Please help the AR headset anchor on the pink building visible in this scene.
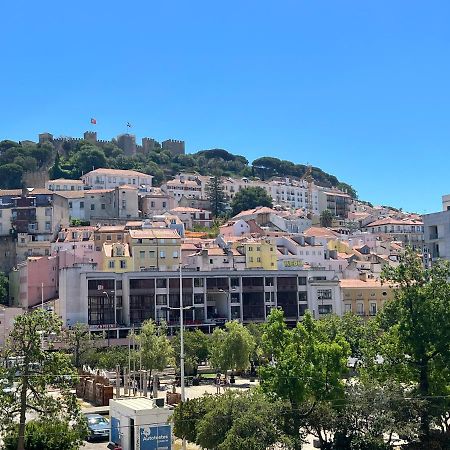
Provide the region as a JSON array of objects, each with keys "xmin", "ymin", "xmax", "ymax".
[
  {"xmin": 51, "ymin": 227, "xmax": 102, "ymax": 269},
  {"xmin": 11, "ymin": 256, "xmax": 59, "ymax": 308}
]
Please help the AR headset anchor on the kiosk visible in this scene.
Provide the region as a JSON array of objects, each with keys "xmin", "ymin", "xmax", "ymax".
[{"xmin": 109, "ymin": 397, "xmax": 173, "ymax": 450}]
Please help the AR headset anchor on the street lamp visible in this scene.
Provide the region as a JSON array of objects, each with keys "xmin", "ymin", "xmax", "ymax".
[{"xmin": 161, "ymin": 262, "xmax": 192, "ymax": 450}]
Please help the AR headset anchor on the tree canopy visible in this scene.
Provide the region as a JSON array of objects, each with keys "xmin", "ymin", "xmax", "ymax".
[{"xmin": 230, "ymin": 186, "xmax": 273, "ymax": 215}]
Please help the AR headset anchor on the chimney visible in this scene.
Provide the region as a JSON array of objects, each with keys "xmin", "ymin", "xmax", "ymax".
[{"xmin": 359, "ymin": 272, "xmax": 368, "ymax": 282}]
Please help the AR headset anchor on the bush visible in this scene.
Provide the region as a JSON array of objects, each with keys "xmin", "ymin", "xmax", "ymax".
[{"xmin": 3, "ymin": 419, "xmax": 86, "ymax": 450}]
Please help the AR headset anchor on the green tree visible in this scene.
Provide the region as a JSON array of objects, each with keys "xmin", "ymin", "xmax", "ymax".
[
  {"xmin": 72, "ymin": 145, "xmax": 107, "ymax": 175},
  {"xmin": 320, "ymin": 209, "xmax": 334, "ymax": 227},
  {"xmin": 0, "ymin": 271, "xmax": 9, "ymax": 305},
  {"xmin": 336, "ymin": 182, "xmax": 357, "ymax": 199},
  {"xmin": 173, "ymin": 390, "xmax": 283, "ymax": 450},
  {"xmin": 0, "ymin": 163, "xmax": 24, "ymax": 189},
  {"xmin": 82, "ymin": 345, "xmax": 131, "ymax": 371},
  {"xmin": 230, "ymin": 186, "xmax": 273, "ymax": 216},
  {"xmin": 172, "ymin": 329, "xmax": 209, "ymax": 375},
  {"xmin": 205, "ymin": 176, "xmax": 228, "ymax": 217},
  {"xmin": 260, "ymin": 308, "xmax": 350, "ymax": 450},
  {"xmin": 48, "ymin": 151, "xmax": 71, "ymax": 180},
  {"xmin": 134, "ymin": 320, "xmax": 174, "ymax": 378},
  {"xmin": 367, "ymin": 248, "xmax": 450, "ymax": 440},
  {"xmin": 1, "ymin": 309, "xmax": 84, "ymax": 450},
  {"xmin": 63, "ymin": 323, "xmax": 96, "ymax": 369},
  {"xmin": 209, "ymin": 320, "xmax": 255, "ymax": 373},
  {"xmin": 3, "ymin": 418, "xmax": 86, "ymax": 450}
]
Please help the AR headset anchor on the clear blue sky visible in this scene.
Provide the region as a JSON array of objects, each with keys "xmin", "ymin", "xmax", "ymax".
[{"xmin": 1, "ymin": 0, "xmax": 449, "ymax": 213}]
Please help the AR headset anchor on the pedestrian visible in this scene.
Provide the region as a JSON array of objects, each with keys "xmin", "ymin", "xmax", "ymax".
[{"xmin": 215, "ymin": 373, "xmax": 221, "ymax": 394}]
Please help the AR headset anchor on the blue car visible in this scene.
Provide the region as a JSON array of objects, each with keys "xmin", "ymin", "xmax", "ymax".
[{"xmin": 85, "ymin": 414, "xmax": 110, "ymax": 441}]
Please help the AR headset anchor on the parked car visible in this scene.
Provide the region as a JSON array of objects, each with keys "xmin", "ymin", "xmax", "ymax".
[{"xmin": 85, "ymin": 413, "xmax": 110, "ymax": 441}]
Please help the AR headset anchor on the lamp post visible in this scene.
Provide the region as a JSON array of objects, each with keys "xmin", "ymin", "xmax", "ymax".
[{"xmin": 161, "ymin": 262, "xmax": 192, "ymax": 450}]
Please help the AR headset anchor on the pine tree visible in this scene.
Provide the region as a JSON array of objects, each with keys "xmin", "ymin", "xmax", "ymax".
[{"xmin": 205, "ymin": 176, "xmax": 227, "ymax": 217}]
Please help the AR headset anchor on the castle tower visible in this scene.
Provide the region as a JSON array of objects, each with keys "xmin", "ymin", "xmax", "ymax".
[
  {"xmin": 117, "ymin": 133, "xmax": 137, "ymax": 156},
  {"xmin": 83, "ymin": 131, "xmax": 97, "ymax": 143}
]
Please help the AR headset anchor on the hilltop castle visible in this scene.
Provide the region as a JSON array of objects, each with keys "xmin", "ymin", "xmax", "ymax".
[{"xmin": 38, "ymin": 131, "xmax": 185, "ymax": 157}]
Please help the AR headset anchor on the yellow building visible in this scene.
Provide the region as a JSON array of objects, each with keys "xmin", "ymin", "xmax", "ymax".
[
  {"xmin": 240, "ymin": 237, "xmax": 277, "ymax": 270},
  {"xmin": 340, "ymin": 277, "xmax": 394, "ymax": 317},
  {"xmin": 94, "ymin": 225, "xmax": 126, "ymax": 251},
  {"xmin": 102, "ymin": 242, "xmax": 133, "ymax": 272},
  {"xmin": 126, "ymin": 228, "xmax": 181, "ymax": 271},
  {"xmin": 328, "ymin": 239, "xmax": 354, "ymax": 254}
]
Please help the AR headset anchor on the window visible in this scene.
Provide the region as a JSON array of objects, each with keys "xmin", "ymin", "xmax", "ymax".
[
  {"xmin": 101, "ymin": 204, "xmax": 106, "ymax": 210},
  {"xmin": 173, "ymin": 251, "xmax": 179, "ymax": 258},
  {"xmin": 156, "ymin": 294, "xmax": 167, "ymax": 305},
  {"xmin": 369, "ymin": 302, "xmax": 377, "ymax": 316},
  {"xmin": 120, "ymin": 260, "xmax": 126, "ymax": 269},
  {"xmin": 160, "ymin": 251, "xmax": 166, "ymax": 259},
  {"xmin": 106, "ymin": 235, "xmax": 112, "ymax": 241},
  {"xmin": 149, "ymin": 251, "xmax": 155, "ymax": 258},
  {"xmin": 344, "ymin": 303, "xmax": 352, "ymax": 313},
  {"xmin": 256, "ymin": 257, "xmax": 261, "ymax": 262},
  {"xmin": 249, "ymin": 257, "xmax": 254, "ymax": 262},
  {"xmin": 194, "ymin": 278, "xmax": 204, "ymax": 287},
  {"xmin": 248, "ymin": 246, "xmax": 253, "ymax": 251},
  {"xmin": 80, "ymin": 201, "xmax": 84, "ymax": 209},
  {"xmin": 318, "ymin": 304, "xmax": 333, "ymax": 314},
  {"xmin": 45, "ymin": 222, "xmax": 51, "ymax": 231},
  {"xmin": 162, "ymin": 202, "xmax": 166, "ymax": 208},
  {"xmin": 108, "ymin": 261, "xmax": 115, "ymax": 269},
  {"xmin": 299, "ymin": 304, "xmax": 308, "ymax": 316},
  {"xmin": 156, "ymin": 279, "xmax": 167, "ymax": 288},
  {"xmin": 356, "ymin": 303, "xmax": 364, "ymax": 315},
  {"xmin": 317, "ymin": 289, "xmax": 332, "ymax": 300},
  {"xmin": 90, "ymin": 204, "xmax": 95, "ymax": 210},
  {"xmin": 140, "ymin": 251, "xmax": 145, "ymax": 259},
  {"xmin": 151, "ymin": 201, "xmax": 155, "ymax": 208},
  {"xmin": 45, "ymin": 208, "xmax": 52, "ymax": 216},
  {"xmin": 69, "ymin": 201, "xmax": 73, "ymax": 209},
  {"xmin": 298, "ymin": 291, "xmax": 307, "ymax": 302},
  {"xmin": 256, "ymin": 246, "xmax": 261, "ymax": 251},
  {"xmin": 298, "ymin": 277, "xmax": 307, "ymax": 285}
]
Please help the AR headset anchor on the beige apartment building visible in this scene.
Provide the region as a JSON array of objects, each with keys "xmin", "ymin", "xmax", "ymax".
[
  {"xmin": 126, "ymin": 228, "xmax": 181, "ymax": 271},
  {"xmin": 340, "ymin": 277, "xmax": 394, "ymax": 317}
]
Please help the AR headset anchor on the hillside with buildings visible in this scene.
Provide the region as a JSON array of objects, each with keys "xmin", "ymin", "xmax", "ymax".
[
  {"xmin": 0, "ymin": 131, "xmax": 354, "ymax": 194},
  {"xmin": 0, "ymin": 129, "xmax": 431, "ymax": 354}
]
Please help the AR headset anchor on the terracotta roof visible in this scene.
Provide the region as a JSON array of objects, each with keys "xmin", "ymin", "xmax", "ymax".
[
  {"xmin": 0, "ymin": 188, "xmax": 53, "ymax": 196},
  {"xmin": 303, "ymin": 227, "xmax": 340, "ymax": 239},
  {"xmin": 170, "ymin": 207, "xmax": 203, "ymax": 213},
  {"xmin": 118, "ymin": 185, "xmax": 138, "ymax": 190},
  {"xmin": 85, "ymin": 189, "xmax": 114, "ymax": 194},
  {"xmin": 96, "ymin": 226, "xmax": 125, "ymax": 232},
  {"xmin": 366, "ymin": 217, "xmax": 423, "ymax": 227},
  {"xmin": 54, "ymin": 191, "xmax": 85, "ymax": 199},
  {"xmin": 83, "ymin": 168, "xmax": 152, "ymax": 178},
  {"xmin": 129, "ymin": 229, "xmax": 180, "ymax": 239},
  {"xmin": 340, "ymin": 279, "xmax": 387, "ymax": 288},
  {"xmin": 48, "ymin": 178, "xmax": 83, "ymax": 184},
  {"xmin": 166, "ymin": 179, "xmax": 199, "ymax": 187}
]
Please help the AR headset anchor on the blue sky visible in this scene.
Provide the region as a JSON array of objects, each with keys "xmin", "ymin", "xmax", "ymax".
[{"xmin": 1, "ymin": 1, "xmax": 449, "ymax": 213}]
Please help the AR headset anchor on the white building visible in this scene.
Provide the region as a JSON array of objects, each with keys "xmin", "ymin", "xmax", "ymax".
[
  {"xmin": 81, "ymin": 168, "xmax": 153, "ymax": 191},
  {"xmin": 54, "ymin": 191, "xmax": 85, "ymax": 221},
  {"xmin": 162, "ymin": 174, "xmax": 203, "ymax": 203},
  {"xmin": 46, "ymin": 179, "xmax": 84, "ymax": 192}
]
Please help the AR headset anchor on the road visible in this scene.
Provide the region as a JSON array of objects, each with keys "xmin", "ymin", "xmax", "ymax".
[{"xmin": 81, "ymin": 439, "xmax": 109, "ymax": 450}]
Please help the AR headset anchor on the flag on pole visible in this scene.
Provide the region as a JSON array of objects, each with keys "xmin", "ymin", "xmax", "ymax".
[
  {"xmin": 90, "ymin": 118, "xmax": 97, "ymax": 125},
  {"xmin": 126, "ymin": 122, "xmax": 132, "ymax": 128}
]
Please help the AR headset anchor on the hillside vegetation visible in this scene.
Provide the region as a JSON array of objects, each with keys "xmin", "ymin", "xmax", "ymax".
[{"xmin": 0, "ymin": 139, "xmax": 357, "ymax": 197}]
